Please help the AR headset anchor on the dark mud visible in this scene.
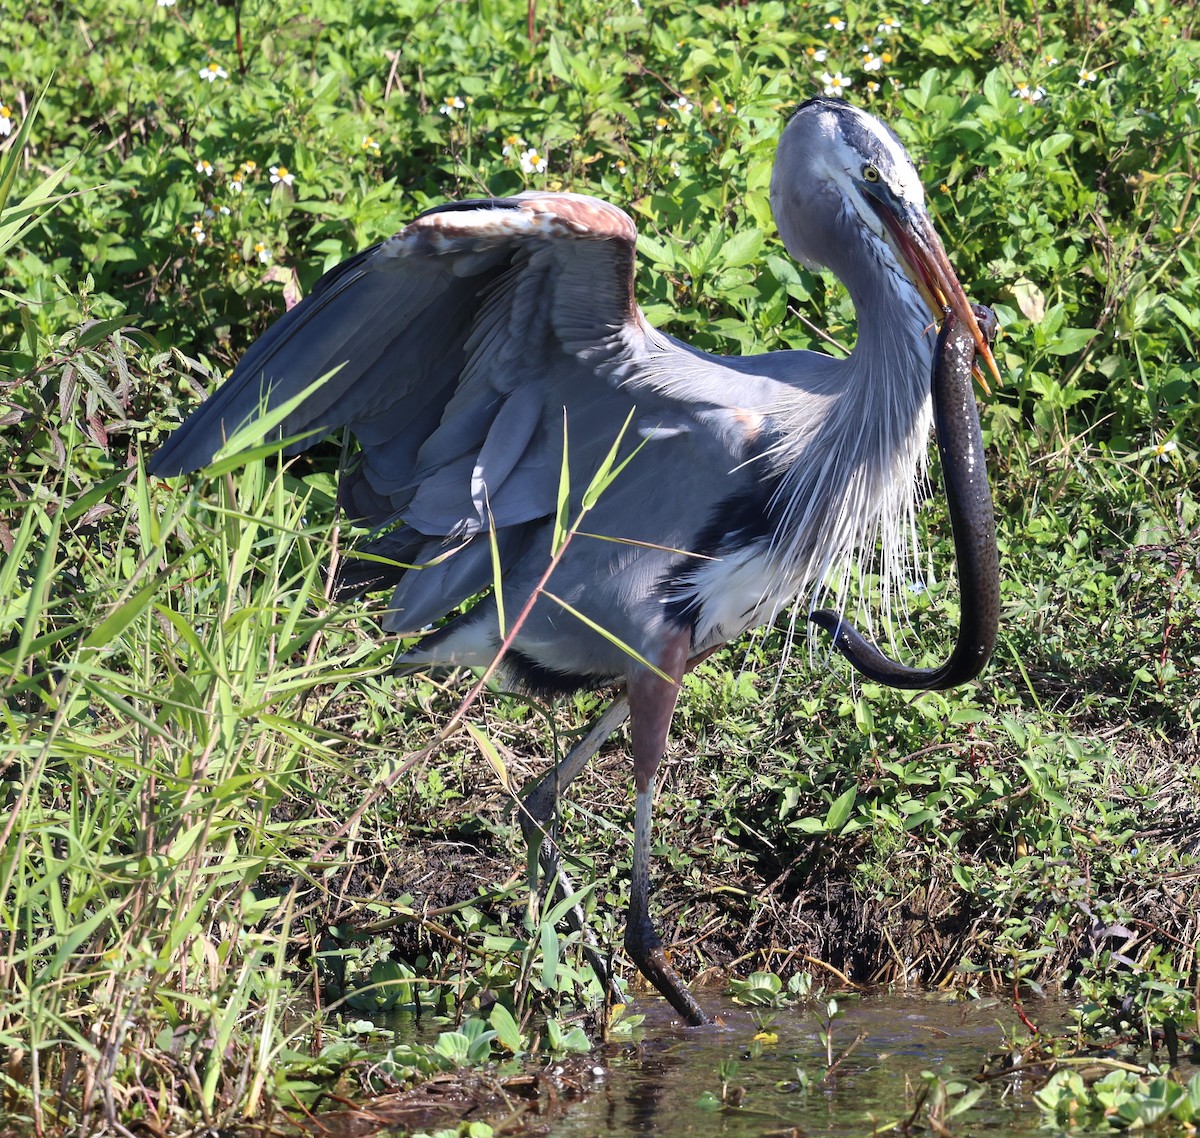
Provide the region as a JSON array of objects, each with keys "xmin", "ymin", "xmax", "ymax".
[{"xmin": 299, "ymin": 1056, "xmax": 604, "ymax": 1137}]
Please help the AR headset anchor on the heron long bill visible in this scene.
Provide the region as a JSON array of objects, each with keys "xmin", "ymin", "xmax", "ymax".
[{"xmin": 873, "ymin": 201, "xmax": 1003, "ymax": 395}]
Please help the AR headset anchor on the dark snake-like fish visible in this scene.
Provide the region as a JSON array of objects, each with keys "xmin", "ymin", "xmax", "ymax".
[{"xmin": 810, "ymin": 306, "xmax": 1000, "ymax": 689}]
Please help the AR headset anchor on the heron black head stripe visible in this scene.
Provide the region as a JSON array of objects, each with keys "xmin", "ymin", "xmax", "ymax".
[{"xmin": 789, "ymin": 97, "xmax": 913, "ymax": 180}]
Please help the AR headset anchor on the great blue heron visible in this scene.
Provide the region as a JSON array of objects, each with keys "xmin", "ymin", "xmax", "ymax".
[{"xmin": 150, "ymin": 97, "xmax": 1001, "ymax": 1025}]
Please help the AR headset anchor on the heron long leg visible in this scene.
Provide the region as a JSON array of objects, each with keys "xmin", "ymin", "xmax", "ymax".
[
  {"xmin": 517, "ymin": 695, "xmax": 631, "ymax": 1003},
  {"xmin": 518, "ymin": 695, "xmax": 631, "ymax": 838},
  {"xmin": 624, "ymin": 629, "xmax": 712, "ymax": 1026}
]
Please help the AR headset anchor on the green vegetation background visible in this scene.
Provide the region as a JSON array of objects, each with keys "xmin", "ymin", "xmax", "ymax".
[{"xmin": 1, "ymin": 0, "xmax": 1197, "ymax": 1132}]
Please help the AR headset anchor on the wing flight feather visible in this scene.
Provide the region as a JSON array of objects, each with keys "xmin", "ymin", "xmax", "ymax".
[
  {"xmin": 150, "ymin": 191, "xmax": 772, "ymax": 638},
  {"xmin": 150, "ymin": 192, "xmax": 642, "ymax": 494}
]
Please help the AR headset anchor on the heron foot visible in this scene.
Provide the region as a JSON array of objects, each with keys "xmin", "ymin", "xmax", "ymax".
[{"xmin": 624, "ymin": 917, "xmax": 711, "ymax": 1026}]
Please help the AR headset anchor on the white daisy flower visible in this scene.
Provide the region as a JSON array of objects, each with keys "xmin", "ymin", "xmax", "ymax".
[
  {"xmin": 519, "ymin": 147, "xmax": 547, "ymax": 174},
  {"xmin": 822, "ymin": 71, "xmax": 852, "ymax": 97}
]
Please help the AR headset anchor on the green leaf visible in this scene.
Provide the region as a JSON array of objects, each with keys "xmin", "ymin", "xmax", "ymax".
[
  {"xmin": 1035, "ymin": 133, "xmax": 1076, "ymax": 161},
  {"xmin": 465, "ymin": 722, "xmax": 508, "ymax": 789},
  {"xmin": 580, "ymin": 409, "xmax": 637, "ymax": 510},
  {"xmin": 902, "ymin": 808, "xmax": 939, "ymax": 830},
  {"xmin": 487, "ymin": 511, "xmax": 506, "ymax": 637},
  {"xmin": 489, "ymin": 1004, "xmax": 524, "ymax": 1054},
  {"xmin": 636, "ymin": 233, "xmax": 676, "ymax": 268},
  {"xmin": 82, "ymin": 578, "xmax": 161, "ymax": 649},
  {"xmin": 201, "ymin": 372, "xmax": 340, "ymax": 476},
  {"xmin": 544, "ymin": 882, "xmax": 596, "ymax": 929},
  {"xmin": 824, "ymin": 786, "xmax": 858, "ymax": 832},
  {"xmin": 74, "ymin": 316, "xmax": 133, "ymax": 349},
  {"xmin": 552, "ymin": 410, "xmax": 571, "ymax": 554},
  {"xmin": 790, "ymin": 817, "xmax": 829, "ymax": 834},
  {"xmin": 944, "ymin": 1085, "xmax": 987, "ymax": 1119},
  {"xmin": 540, "ymin": 921, "xmax": 560, "ymax": 989},
  {"xmin": 1044, "ymin": 326, "xmax": 1097, "ymax": 355},
  {"xmin": 981, "ymin": 67, "xmax": 1007, "ymax": 111},
  {"xmin": 720, "ymin": 228, "xmax": 763, "ymax": 268},
  {"xmin": 919, "ymin": 33, "xmax": 959, "ymax": 59}
]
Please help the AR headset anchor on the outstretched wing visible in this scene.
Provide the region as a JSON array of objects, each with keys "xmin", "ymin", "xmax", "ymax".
[
  {"xmin": 151, "ymin": 192, "xmax": 757, "ymax": 636},
  {"xmin": 150, "ymin": 192, "xmax": 639, "ymax": 488}
]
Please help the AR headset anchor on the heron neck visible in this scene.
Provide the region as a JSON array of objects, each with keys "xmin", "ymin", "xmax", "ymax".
[
  {"xmin": 761, "ymin": 251, "xmax": 937, "ymax": 629},
  {"xmin": 842, "ymin": 267, "xmax": 937, "ymax": 398}
]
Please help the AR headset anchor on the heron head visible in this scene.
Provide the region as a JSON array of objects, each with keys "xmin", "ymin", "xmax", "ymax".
[{"xmin": 770, "ymin": 97, "xmax": 1000, "ymax": 390}]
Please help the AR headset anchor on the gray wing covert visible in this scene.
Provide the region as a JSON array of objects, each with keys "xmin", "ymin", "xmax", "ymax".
[
  {"xmin": 149, "ymin": 192, "xmax": 667, "ymax": 632},
  {"xmin": 150, "ymin": 193, "xmax": 641, "ymax": 514}
]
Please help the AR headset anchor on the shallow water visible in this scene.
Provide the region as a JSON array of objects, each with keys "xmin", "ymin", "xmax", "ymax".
[{"xmin": 550, "ymin": 992, "xmax": 1061, "ymax": 1137}]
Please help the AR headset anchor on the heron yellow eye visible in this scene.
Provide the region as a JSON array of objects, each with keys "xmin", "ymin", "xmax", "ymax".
[{"xmin": 862, "ymin": 164, "xmax": 881, "ymax": 182}]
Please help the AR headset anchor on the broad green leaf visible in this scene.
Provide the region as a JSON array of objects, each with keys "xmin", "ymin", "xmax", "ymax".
[
  {"xmin": 825, "ymin": 786, "xmax": 858, "ymax": 832},
  {"xmin": 1045, "ymin": 327, "xmax": 1097, "ymax": 355},
  {"xmin": 489, "ymin": 1004, "xmax": 524, "ymax": 1054},
  {"xmin": 720, "ymin": 227, "xmax": 763, "ymax": 268}
]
